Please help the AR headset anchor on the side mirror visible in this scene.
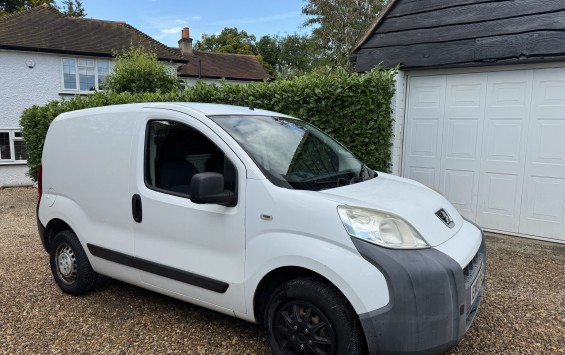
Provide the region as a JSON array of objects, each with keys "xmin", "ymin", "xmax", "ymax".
[{"xmin": 190, "ymin": 172, "xmax": 236, "ymax": 206}]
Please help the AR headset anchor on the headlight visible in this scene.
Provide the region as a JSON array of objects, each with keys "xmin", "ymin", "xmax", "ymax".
[{"xmin": 337, "ymin": 205, "xmax": 429, "ymax": 249}]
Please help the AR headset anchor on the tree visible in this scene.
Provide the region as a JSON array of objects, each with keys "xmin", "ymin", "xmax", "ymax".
[
  {"xmin": 0, "ymin": 0, "xmax": 85, "ymax": 16},
  {"xmin": 105, "ymin": 46, "xmax": 178, "ymax": 94},
  {"xmin": 278, "ymin": 34, "xmax": 321, "ymax": 79},
  {"xmin": 302, "ymin": 0, "xmax": 385, "ymax": 70},
  {"xmin": 256, "ymin": 35, "xmax": 280, "ymax": 71},
  {"xmin": 0, "ymin": 0, "xmax": 55, "ymax": 15},
  {"xmin": 195, "ymin": 27, "xmax": 257, "ymax": 55},
  {"xmin": 59, "ymin": 0, "xmax": 85, "ymax": 17}
]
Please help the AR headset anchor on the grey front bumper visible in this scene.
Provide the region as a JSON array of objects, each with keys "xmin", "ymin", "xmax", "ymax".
[{"xmin": 353, "ymin": 231, "xmax": 486, "ymax": 354}]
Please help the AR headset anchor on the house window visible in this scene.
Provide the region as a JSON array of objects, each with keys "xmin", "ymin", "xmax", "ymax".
[
  {"xmin": 0, "ymin": 130, "xmax": 28, "ymax": 162},
  {"xmin": 62, "ymin": 58, "xmax": 110, "ymax": 92}
]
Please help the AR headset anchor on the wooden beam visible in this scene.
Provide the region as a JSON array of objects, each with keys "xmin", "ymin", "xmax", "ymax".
[
  {"xmin": 388, "ymin": 0, "xmax": 496, "ymax": 18},
  {"xmin": 377, "ymin": 0, "xmax": 565, "ymax": 33},
  {"xmin": 363, "ymin": 11, "xmax": 565, "ymax": 49},
  {"xmin": 355, "ymin": 31, "xmax": 565, "ymax": 71}
]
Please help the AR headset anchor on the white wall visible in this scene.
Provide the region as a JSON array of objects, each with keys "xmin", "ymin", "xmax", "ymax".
[
  {"xmin": 390, "ymin": 71, "xmax": 407, "ymax": 176},
  {"xmin": 0, "ymin": 50, "xmax": 62, "ymax": 128},
  {"xmin": 0, "ymin": 50, "xmax": 65, "ymax": 185},
  {"xmin": 0, "ymin": 165, "xmax": 34, "ymax": 187}
]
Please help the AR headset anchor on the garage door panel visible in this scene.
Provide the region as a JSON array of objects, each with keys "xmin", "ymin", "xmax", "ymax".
[
  {"xmin": 519, "ymin": 68, "xmax": 565, "ymax": 241},
  {"xmin": 478, "ymin": 172, "xmax": 521, "ymax": 231},
  {"xmin": 443, "ymin": 169, "xmax": 475, "ymax": 219},
  {"xmin": 489, "ymin": 81, "xmax": 529, "ymax": 107},
  {"xmin": 481, "ymin": 173, "xmax": 519, "ymax": 216},
  {"xmin": 446, "ymin": 119, "xmax": 479, "ymax": 160},
  {"xmin": 483, "ymin": 120, "xmax": 523, "ymax": 163},
  {"xmin": 529, "ymin": 120, "xmax": 565, "ymax": 165},
  {"xmin": 438, "ymin": 75, "xmax": 486, "ymax": 220},
  {"xmin": 408, "ymin": 76, "xmax": 445, "ymax": 115},
  {"xmin": 520, "ymin": 177, "xmax": 565, "ymax": 238},
  {"xmin": 404, "ymin": 76, "xmax": 446, "ymax": 190},
  {"xmin": 407, "ymin": 120, "xmax": 440, "ymax": 157},
  {"xmin": 405, "ymin": 166, "xmax": 436, "ymax": 188},
  {"xmin": 476, "ymin": 71, "xmax": 532, "ymax": 233},
  {"xmin": 447, "ymin": 82, "xmax": 483, "ymax": 112}
]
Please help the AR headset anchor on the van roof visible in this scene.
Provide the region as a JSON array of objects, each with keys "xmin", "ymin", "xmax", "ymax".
[{"xmin": 55, "ymin": 102, "xmax": 295, "ymax": 121}]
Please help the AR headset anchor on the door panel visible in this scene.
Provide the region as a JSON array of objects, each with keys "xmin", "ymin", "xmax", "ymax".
[
  {"xmin": 131, "ymin": 111, "xmax": 247, "ymax": 312},
  {"xmin": 476, "ymin": 71, "xmax": 532, "ymax": 232},
  {"xmin": 519, "ymin": 68, "xmax": 565, "ymax": 241},
  {"xmin": 439, "ymin": 74, "xmax": 486, "ymax": 220},
  {"xmin": 403, "ymin": 76, "xmax": 446, "ymax": 190}
]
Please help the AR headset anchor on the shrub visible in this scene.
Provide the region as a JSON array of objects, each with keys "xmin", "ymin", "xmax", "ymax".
[
  {"xmin": 104, "ymin": 46, "xmax": 179, "ymax": 94},
  {"xmin": 21, "ymin": 67, "xmax": 396, "ymax": 181}
]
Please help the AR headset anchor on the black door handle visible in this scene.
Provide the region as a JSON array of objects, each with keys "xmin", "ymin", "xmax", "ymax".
[{"xmin": 132, "ymin": 194, "xmax": 142, "ymax": 223}]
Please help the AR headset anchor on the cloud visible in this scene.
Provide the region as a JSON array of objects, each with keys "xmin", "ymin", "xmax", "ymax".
[{"xmin": 161, "ymin": 26, "xmax": 182, "ymax": 35}]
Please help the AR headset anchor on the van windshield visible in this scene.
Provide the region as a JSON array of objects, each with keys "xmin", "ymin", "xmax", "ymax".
[{"xmin": 210, "ymin": 115, "xmax": 375, "ymax": 191}]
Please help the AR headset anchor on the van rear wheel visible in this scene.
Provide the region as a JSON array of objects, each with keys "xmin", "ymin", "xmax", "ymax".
[
  {"xmin": 264, "ymin": 277, "xmax": 364, "ymax": 355},
  {"xmin": 50, "ymin": 230, "xmax": 97, "ymax": 295}
]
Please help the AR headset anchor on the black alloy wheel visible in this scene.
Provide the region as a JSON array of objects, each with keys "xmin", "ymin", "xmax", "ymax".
[{"xmin": 265, "ymin": 277, "xmax": 364, "ymax": 355}]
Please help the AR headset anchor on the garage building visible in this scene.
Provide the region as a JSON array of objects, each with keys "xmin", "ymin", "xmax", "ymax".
[{"xmin": 352, "ymin": 0, "xmax": 565, "ymax": 243}]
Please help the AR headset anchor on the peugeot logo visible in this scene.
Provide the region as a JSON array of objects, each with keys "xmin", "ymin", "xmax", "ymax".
[{"xmin": 435, "ymin": 208, "xmax": 454, "ymax": 228}]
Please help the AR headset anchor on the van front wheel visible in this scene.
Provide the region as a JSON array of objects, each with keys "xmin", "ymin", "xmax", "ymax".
[
  {"xmin": 50, "ymin": 230, "xmax": 97, "ymax": 295},
  {"xmin": 264, "ymin": 277, "xmax": 364, "ymax": 355}
]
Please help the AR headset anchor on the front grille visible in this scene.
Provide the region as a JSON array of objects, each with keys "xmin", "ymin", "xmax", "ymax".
[{"xmin": 463, "ymin": 249, "xmax": 484, "ymax": 288}]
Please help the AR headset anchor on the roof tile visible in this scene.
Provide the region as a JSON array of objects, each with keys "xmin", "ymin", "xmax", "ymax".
[
  {"xmin": 176, "ymin": 49, "xmax": 271, "ymax": 81},
  {"xmin": 0, "ymin": 5, "xmax": 185, "ymax": 62}
]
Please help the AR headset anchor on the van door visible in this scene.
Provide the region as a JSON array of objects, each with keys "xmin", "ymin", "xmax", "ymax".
[{"xmin": 130, "ymin": 111, "xmax": 247, "ymax": 314}]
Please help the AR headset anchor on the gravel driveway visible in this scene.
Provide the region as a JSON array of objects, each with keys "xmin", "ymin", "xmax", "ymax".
[{"xmin": 1, "ymin": 187, "xmax": 564, "ymax": 354}]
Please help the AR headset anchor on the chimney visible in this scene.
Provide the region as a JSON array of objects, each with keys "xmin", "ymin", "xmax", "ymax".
[{"xmin": 178, "ymin": 27, "xmax": 193, "ymax": 55}]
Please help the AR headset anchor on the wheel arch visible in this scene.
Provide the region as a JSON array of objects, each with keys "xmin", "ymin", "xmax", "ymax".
[
  {"xmin": 253, "ymin": 266, "xmax": 356, "ymax": 326},
  {"xmin": 44, "ymin": 218, "xmax": 73, "ymax": 253}
]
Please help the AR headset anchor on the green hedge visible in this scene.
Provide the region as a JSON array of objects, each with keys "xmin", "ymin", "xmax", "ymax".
[{"xmin": 21, "ymin": 67, "xmax": 396, "ymax": 181}]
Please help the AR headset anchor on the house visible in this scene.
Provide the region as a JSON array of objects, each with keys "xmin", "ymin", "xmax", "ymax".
[
  {"xmin": 351, "ymin": 0, "xmax": 565, "ymax": 243},
  {"xmin": 176, "ymin": 27, "xmax": 271, "ymax": 85},
  {"xmin": 0, "ymin": 6, "xmax": 270, "ymax": 187}
]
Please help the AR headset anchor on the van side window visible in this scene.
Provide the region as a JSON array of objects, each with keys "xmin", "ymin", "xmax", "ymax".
[{"xmin": 145, "ymin": 120, "xmax": 237, "ymax": 197}]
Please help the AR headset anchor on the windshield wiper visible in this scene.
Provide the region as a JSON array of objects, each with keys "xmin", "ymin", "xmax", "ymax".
[{"xmin": 314, "ymin": 177, "xmax": 348, "ymax": 187}]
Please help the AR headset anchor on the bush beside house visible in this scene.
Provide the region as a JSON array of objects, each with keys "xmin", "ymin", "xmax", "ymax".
[{"xmin": 21, "ymin": 67, "xmax": 396, "ymax": 181}]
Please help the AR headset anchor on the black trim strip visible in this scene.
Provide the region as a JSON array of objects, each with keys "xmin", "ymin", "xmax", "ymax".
[{"xmin": 87, "ymin": 244, "xmax": 229, "ymax": 293}]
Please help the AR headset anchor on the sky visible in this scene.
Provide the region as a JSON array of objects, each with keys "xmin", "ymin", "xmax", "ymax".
[{"xmin": 83, "ymin": 0, "xmax": 309, "ymax": 47}]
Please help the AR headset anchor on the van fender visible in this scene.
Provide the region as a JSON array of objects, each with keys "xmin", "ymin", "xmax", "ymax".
[{"xmin": 241, "ymin": 232, "xmax": 390, "ymax": 322}]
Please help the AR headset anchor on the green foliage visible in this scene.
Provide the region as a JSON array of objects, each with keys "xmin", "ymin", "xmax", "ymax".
[
  {"xmin": 277, "ymin": 34, "xmax": 321, "ymax": 79},
  {"xmin": 256, "ymin": 35, "xmax": 280, "ymax": 70},
  {"xmin": 104, "ymin": 46, "xmax": 179, "ymax": 94},
  {"xmin": 195, "ymin": 27, "xmax": 257, "ymax": 55},
  {"xmin": 0, "ymin": 0, "xmax": 54, "ymax": 15},
  {"xmin": 21, "ymin": 67, "xmax": 396, "ymax": 181},
  {"xmin": 303, "ymin": 0, "xmax": 385, "ymax": 70},
  {"xmin": 59, "ymin": 0, "xmax": 84, "ymax": 17}
]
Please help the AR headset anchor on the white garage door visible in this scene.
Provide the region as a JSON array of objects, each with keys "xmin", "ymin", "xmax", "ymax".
[{"xmin": 403, "ymin": 67, "xmax": 565, "ymax": 242}]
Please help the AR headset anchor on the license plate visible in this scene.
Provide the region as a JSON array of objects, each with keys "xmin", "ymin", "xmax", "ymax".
[{"xmin": 471, "ymin": 263, "xmax": 485, "ymax": 305}]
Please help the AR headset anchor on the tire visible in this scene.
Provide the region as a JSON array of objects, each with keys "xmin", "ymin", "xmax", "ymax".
[
  {"xmin": 49, "ymin": 230, "xmax": 97, "ymax": 295},
  {"xmin": 264, "ymin": 277, "xmax": 364, "ymax": 355}
]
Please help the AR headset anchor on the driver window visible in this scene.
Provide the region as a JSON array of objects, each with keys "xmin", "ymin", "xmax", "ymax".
[{"xmin": 144, "ymin": 120, "xmax": 237, "ymax": 197}]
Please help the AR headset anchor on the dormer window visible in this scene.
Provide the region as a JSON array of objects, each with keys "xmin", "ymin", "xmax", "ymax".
[{"xmin": 62, "ymin": 58, "xmax": 110, "ymax": 92}]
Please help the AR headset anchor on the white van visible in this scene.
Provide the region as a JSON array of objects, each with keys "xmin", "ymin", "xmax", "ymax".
[{"xmin": 37, "ymin": 103, "xmax": 485, "ymax": 354}]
